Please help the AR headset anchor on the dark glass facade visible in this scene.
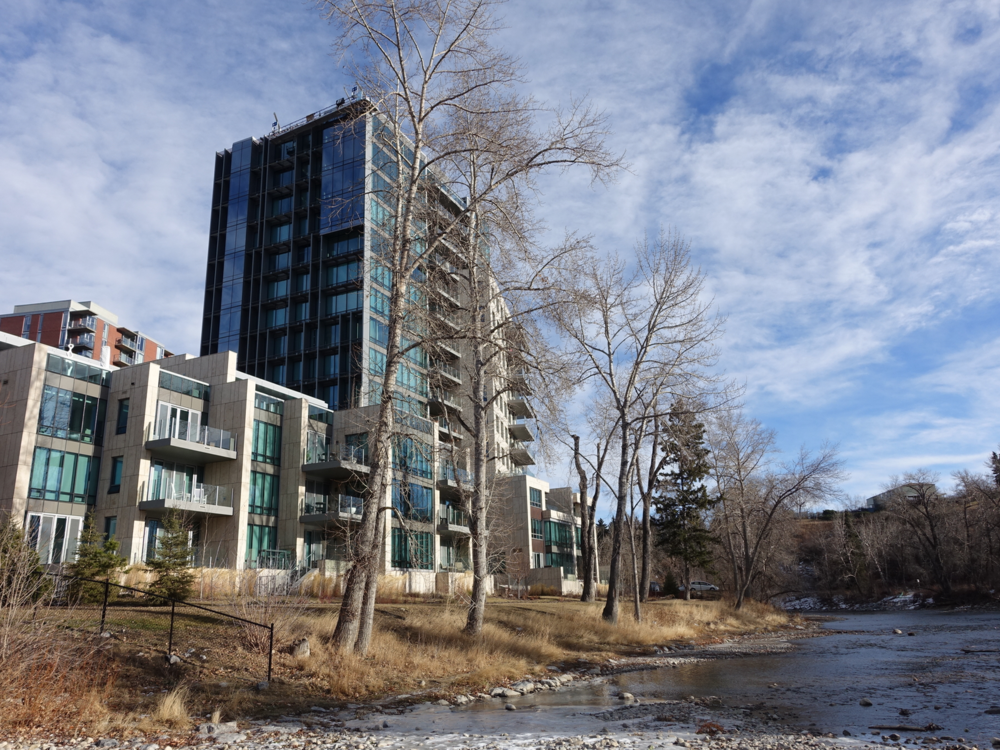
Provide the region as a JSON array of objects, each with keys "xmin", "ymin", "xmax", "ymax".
[{"xmin": 201, "ymin": 108, "xmax": 368, "ymax": 410}]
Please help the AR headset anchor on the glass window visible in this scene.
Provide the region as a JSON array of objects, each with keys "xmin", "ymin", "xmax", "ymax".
[
  {"xmin": 104, "ymin": 516, "xmax": 117, "ymax": 541},
  {"xmin": 252, "ymin": 420, "xmax": 282, "ymax": 464},
  {"xmin": 531, "ymin": 518, "xmax": 543, "ymax": 540},
  {"xmin": 391, "ymin": 436, "xmax": 432, "ymax": 479},
  {"xmin": 370, "ymin": 289, "xmax": 390, "ymax": 318},
  {"xmin": 158, "ymin": 371, "xmax": 210, "ymax": 400},
  {"xmin": 544, "ymin": 520, "xmax": 573, "ymax": 547},
  {"xmin": 246, "ymin": 523, "xmax": 278, "ymax": 568},
  {"xmin": 392, "ymin": 481, "xmax": 433, "ymax": 522},
  {"xmin": 530, "ymin": 488, "xmax": 542, "ymax": 508},
  {"xmin": 28, "ymin": 447, "xmax": 99, "ymax": 504},
  {"xmin": 293, "ymin": 301, "xmax": 309, "ymax": 323},
  {"xmin": 37, "ymin": 385, "xmax": 107, "ymax": 445},
  {"xmin": 391, "ymin": 528, "xmax": 433, "ymax": 570},
  {"xmin": 116, "ymin": 398, "xmax": 129, "ymax": 434},
  {"xmin": 269, "ymin": 251, "xmax": 290, "ymax": 271},
  {"xmin": 324, "ymin": 260, "xmax": 361, "ymax": 287},
  {"xmin": 369, "ymin": 319, "xmax": 389, "ymax": 347},
  {"xmin": 294, "ymin": 272, "xmax": 310, "ymax": 293},
  {"xmin": 323, "ymin": 291, "xmax": 362, "ymax": 316},
  {"xmin": 249, "ymin": 471, "xmax": 279, "ymax": 515},
  {"xmin": 109, "ymin": 457, "xmax": 123, "ymax": 493},
  {"xmin": 26, "ymin": 513, "xmax": 83, "ymax": 565},
  {"xmin": 267, "ymin": 278, "xmax": 289, "ymax": 300},
  {"xmin": 266, "ymin": 306, "xmax": 288, "ymax": 329}
]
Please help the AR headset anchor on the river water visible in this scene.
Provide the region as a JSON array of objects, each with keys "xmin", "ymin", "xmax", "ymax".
[{"xmin": 470, "ymin": 611, "xmax": 1000, "ymax": 745}]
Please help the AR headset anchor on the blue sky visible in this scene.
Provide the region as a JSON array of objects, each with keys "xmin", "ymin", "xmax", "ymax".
[{"xmin": 2, "ymin": 0, "xmax": 999, "ymax": 508}]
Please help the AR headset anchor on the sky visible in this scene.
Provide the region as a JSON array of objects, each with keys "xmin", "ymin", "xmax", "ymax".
[{"xmin": 2, "ymin": 0, "xmax": 999, "ymax": 509}]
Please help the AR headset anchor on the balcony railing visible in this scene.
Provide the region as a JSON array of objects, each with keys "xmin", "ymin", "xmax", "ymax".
[
  {"xmin": 439, "ymin": 465, "xmax": 472, "ymax": 485},
  {"xmin": 441, "ymin": 504, "xmax": 469, "ymax": 528},
  {"xmin": 301, "ymin": 493, "xmax": 364, "ymax": 517},
  {"xmin": 148, "ymin": 479, "xmax": 231, "ymax": 508},
  {"xmin": 304, "ymin": 431, "xmax": 369, "ymax": 465},
  {"xmin": 68, "ymin": 333, "xmax": 95, "ymax": 349},
  {"xmin": 149, "ymin": 420, "xmax": 237, "ymax": 451},
  {"xmin": 67, "ymin": 316, "xmax": 97, "ymax": 332},
  {"xmin": 431, "ymin": 360, "xmax": 462, "ymax": 383},
  {"xmin": 114, "ymin": 351, "xmax": 136, "ymax": 367},
  {"xmin": 117, "ymin": 334, "xmax": 142, "ymax": 353},
  {"xmin": 430, "ymin": 390, "xmax": 462, "ymax": 410}
]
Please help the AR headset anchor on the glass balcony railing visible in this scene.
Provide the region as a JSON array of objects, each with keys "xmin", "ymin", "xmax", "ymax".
[
  {"xmin": 68, "ymin": 333, "xmax": 95, "ymax": 349},
  {"xmin": 148, "ymin": 421, "xmax": 236, "ymax": 451},
  {"xmin": 301, "ymin": 493, "xmax": 364, "ymax": 517},
  {"xmin": 148, "ymin": 478, "xmax": 231, "ymax": 508},
  {"xmin": 439, "ymin": 465, "xmax": 472, "ymax": 485},
  {"xmin": 304, "ymin": 431, "xmax": 369, "ymax": 465},
  {"xmin": 441, "ymin": 504, "xmax": 469, "ymax": 528},
  {"xmin": 68, "ymin": 316, "xmax": 97, "ymax": 332},
  {"xmin": 431, "ymin": 360, "xmax": 462, "ymax": 382}
]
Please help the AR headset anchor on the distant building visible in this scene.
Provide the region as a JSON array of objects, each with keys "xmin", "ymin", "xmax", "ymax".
[
  {"xmin": 865, "ymin": 483, "xmax": 937, "ymax": 510},
  {"xmin": 0, "ymin": 300, "xmax": 173, "ymax": 368}
]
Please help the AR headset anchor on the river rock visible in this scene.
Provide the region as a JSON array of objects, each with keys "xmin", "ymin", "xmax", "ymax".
[
  {"xmin": 198, "ymin": 722, "xmax": 239, "ymax": 737},
  {"xmin": 167, "ymin": 654, "xmax": 180, "ymax": 665},
  {"xmin": 505, "ymin": 703, "xmax": 516, "ymax": 711},
  {"xmin": 511, "ymin": 680, "xmax": 535, "ymax": 694},
  {"xmin": 490, "ymin": 687, "xmax": 506, "ymax": 698},
  {"xmin": 985, "ymin": 707, "xmax": 1000, "ymax": 715},
  {"xmin": 893, "ymin": 629, "xmax": 903, "ymax": 634},
  {"xmin": 860, "ymin": 698, "xmax": 873, "ymax": 707},
  {"xmin": 990, "ymin": 738, "xmax": 1000, "ymax": 747},
  {"xmin": 454, "ymin": 695, "xmax": 469, "ymax": 705},
  {"xmin": 210, "ymin": 733, "xmax": 245, "ymax": 744},
  {"xmin": 435, "ymin": 699, "xmax": 450, "ymax": 706},
  {"xmin": 888, "ymin": 733, "xmax": 901, "ymax": 741}
]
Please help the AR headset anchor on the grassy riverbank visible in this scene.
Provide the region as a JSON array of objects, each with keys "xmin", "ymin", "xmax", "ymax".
[{"xmin": 1, "ymin": 596, "xmax": 797, "ymax": 737}]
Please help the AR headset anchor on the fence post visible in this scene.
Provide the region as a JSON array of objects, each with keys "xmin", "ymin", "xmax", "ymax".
[
  {"xmin": 267, "ymin": 623, "xmax": 274, "ymax": 683},
  {"xmin": 168, "ymin": 600, "xmax": 176, "ymax": 656},
  {"xmin": 99, "ymin": 578, "xmax": 110, "ymax": 633}
]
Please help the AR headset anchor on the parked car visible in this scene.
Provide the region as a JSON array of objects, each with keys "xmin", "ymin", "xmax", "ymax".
[{"xmin": 677, "ymin": 580, "xmax": 719, "ymax": 592}]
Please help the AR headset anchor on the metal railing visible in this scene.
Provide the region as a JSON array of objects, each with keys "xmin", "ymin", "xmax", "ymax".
[
  {"xmin": 68, "ymin": 315, "xmax": 97, "ymax": 331},
  {"xmin": 305, "ymin": 432, "xmax": 370, "ymax": 465},
  {"xmin": 149, "ymin": 421, "xmax": 236, "ymax": 451},
  {"xmin": 301, "ymin": 492, "xmax": 364, "ymax": 517},
  {"xmin": 68, "ymin": 333, "xmax": 96, "ymax": 348},
  {"xmin": 441, "ymin": 504, "xmax": 469, "ymax": 528},
  {"xmin": 148, "ymin": 477, "xmax": 232, "ymax": 508},
  {"xmin": 46, "ymin": 573, "xmax": 273, "ymax": 683},
  {"xmin": 115, "ymin": 351, "xmax": 136, "ymax": 366},
  {"xmin": 118, "ymin": 334, "xmax": 142, "ymax": 352},
  {"xmin": 432, "ymin": 360, "xmax": 462, "ymax": 382},
  {"xmin": 431, "ymin": 390, "xmax": 462, "ymax": 410},
  {"xmin": 439, "ymin": 465, "xmax": 472, "ymax": 485}
]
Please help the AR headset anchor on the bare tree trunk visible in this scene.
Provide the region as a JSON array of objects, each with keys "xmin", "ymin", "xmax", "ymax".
[
  {"xmin": 573, "ymin": 435, "xmax": 596, "ymax": 602},
  {"xmin": 355, "ymin": 508, "xmax": 386, "ymax": 654},
  {"xmin": 602, "ymin": 424, "xmax": 630, "ymax": 623},
  {"xmin": 465, "ymin": 349, "xmax": 489, "ymax": 635},
  {"xmin": 640, "ymin": 494, "xmax": 651, "ymax": 602},
  {"xmin": 627, "ymin": 505, "xmax": 642, "ymax": 622}
]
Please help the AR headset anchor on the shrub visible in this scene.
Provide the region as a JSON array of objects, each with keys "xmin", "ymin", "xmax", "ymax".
[
  {"xmin": 66, "ymin": 512, "xmax": 128, "ymax": 604},
  {"xmin": 147, "ymin": 511, "xmax": 195, "ymax": 601}
]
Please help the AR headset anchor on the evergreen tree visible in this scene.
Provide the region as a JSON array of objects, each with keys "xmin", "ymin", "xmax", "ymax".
[
  {"xmin": 146, "ymin": 511, "xmax": 195, "ymax": 601},
  {"xmin": 653, "ymin": 401, "xmax": 717, "ymax": 600},
  {"xmin": 66, "ymin": 512, "xmax": 128, "ymax": 604}
]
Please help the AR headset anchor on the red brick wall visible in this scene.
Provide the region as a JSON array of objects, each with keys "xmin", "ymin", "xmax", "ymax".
[
  {"xmin": 0, "ymin": 316, "xmax": 23, "ymax": 337},
  {"xmin": 40, "ymin": 313, "xmax": 64, "ymax": 348}
]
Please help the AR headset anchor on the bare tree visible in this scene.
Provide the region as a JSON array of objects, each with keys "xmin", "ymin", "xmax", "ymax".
[
  {"xmin": 707, "ymin": 408, "xmax": 844, "ymax": 609},
  {"xmin": 318, "ymin": 0, "xmax": 618, "ymax": 652},
  {"xmin": 551, "ymin": 230, "xmax": 722, "ymax": 623}
]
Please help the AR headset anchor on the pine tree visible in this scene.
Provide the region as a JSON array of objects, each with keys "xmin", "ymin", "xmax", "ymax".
[
  {"xmin": 66, "ymin": 512, "xmax": 128, "ymax": 604},
  {"xmin": 653, "ymin": 401, "xmax": 717, "ymax": 600},
  {"xmin": 146, "ymin": 511, "xmax": 195, "ymax": 601}
]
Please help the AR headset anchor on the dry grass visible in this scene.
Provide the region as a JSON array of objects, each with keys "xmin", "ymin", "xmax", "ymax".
[{"xmin": 269, "ymin": 596, "xmax": 796, "ymax": 701}]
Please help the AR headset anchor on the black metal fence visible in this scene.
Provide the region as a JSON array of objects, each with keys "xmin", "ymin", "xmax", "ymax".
[{"xmin": 46, "ymin": 574, "xmax": 275, "ymax": 683}]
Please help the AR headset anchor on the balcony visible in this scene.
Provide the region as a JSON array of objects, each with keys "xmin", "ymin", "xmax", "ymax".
[
  {"xmin": 508, "ymin": 420, "xmax": 534, "ymax": 442},
  {"xmin": 435, "ymin": 286, "xmax": 461, "ymax": 308},
  {"xmin": 302, "ymin": 433, "xmax": 370, "ymax": 480},
  {"xmin": 509, "ymin": 440, "xmax": 536, "ymax": 466},
  {"xmin": 507, "ymin": 395, "xmax": 533, "ymax": 419},
  {"xmin": 145, "ymin": 421, "xmax": 238, "ymax": 463},
  {"xmin": 300, "ymin": 493, "xmax": 364, "ymax": 524},
  {"xmin": 68, "ymin": 333, "xmax": 95, "ymax": 351},
  {"xmin": 437, "ymin": 418, "xmax": 462, "ymax": 442},
  {"xmin": 116, "ymin": 333, "xmax": 142, "ymax": 354},
  {"xmin": 430, "ymin": 305, "xmax": 460, "ymax": 331},
  {"xmin": 138, "ymin": 481, "xmax": 233, "ymax": 516},
  {"xmin": 113, "ymin": 351, "xmax": 136, "ymax": 367},
  {"xmin": 428, "ymin": 390, "xmax": 462, "ymax": 416},
  {"xmin": 437, "ymin": 340, "xmax": 462, "ymax": 360},
  {"xmin": 431, "ymin": 359, "xmax": 462, "ymax": 385},
  {"xmin": 437, "ymin": 465, "xmax": 472, "ymax": 498},
  {"xmin": 439, "ymin": 503, "xmax": 470, "ymax": 534},
  {"xmin": 67, "ymin": 316, "xmax": 97, "ymax": 333}
]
